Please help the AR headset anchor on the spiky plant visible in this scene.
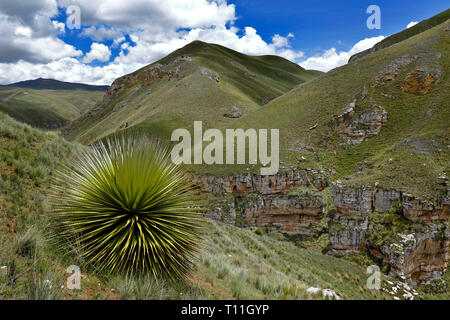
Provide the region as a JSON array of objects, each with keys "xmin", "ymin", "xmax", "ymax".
[{"xmin": 49, "ymin": 135, "xmax": 203, "ymax": 278}]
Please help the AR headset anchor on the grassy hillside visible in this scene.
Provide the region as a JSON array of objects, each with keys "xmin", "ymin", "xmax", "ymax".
[
  {"xmin": 220, "ymin": 18, "xmax": 449, "ymax": 200},
  {"xmin": 0, "ymin": 112, "xmax": 409, "ymax": 300},
  {"xmin": 63, "ymin": 18, "xmax": 449, "ymax": 202},
  {"xmin": 0, "ymin": 87, "xmax": 104, "ymax": 129},
  {"xmin": 64, "ymin": 41, "xmax": 321, "ymax": 144}
]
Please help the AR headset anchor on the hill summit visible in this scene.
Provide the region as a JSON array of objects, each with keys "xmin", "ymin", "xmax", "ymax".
[
  {"xmin": 64, "ymin": 40, "xmax": 322, "ymax": 143},
  {"xmin": 1, "ymin": 78, "xmax": 109, "ymax": 92}
]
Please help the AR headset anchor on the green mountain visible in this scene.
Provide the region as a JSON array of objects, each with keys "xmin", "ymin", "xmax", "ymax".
[
  {"xmin": 0, "ymin": 87, "xmax": 105, "ymax": 128},
  {"xmin": 60, "ymin": 10, "xmax": 449, "ymax": 290},
  {"xmin": 1, "ymin": 78, "xmax": 109, "ymax": 92},
  {"xmin": 1, "ymin": 10, "xmax": 449, "ymax": 300},
  {"xmin": 228, "ymin": 14, "xmax": 449, "ymax": 200},
  {"xmin": 64, "ymin": 11, "xmax": 449, "ymax": 200},
  {"xmin": 64, "ymin": 40, "xmax": 321, "ymax": 144}
]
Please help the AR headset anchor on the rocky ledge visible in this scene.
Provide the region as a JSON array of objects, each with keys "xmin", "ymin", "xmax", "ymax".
[
  {"xmin": 194, "ymin": 172, "xmax": 448, "ymax": 284},
  {"xmin": 194, "ymin": 170, "xmax": 327, "ymax": 235}
]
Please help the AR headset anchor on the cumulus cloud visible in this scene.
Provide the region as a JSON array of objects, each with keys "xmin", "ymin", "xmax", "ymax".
[
  {"xmin": 112, "ymin": 25, "xmax": 304, "ymax": 69},
  {"xmin": 57, "ymin": 0, "xmax": 237, "ymax": 30},
  {"xmin": 406, "ymin": 21, "xmax": 419, "ymax": 29},
  {"xmin": 299, "ymin": 36, "xmax": 385, "ymax": 72},
  {"xmin": 0, "ymin": 0, "xmax": 308, "ymax": 84},
  {"xmin": 0, "ymin": 57, "xmax": 131, "ymax": 85},
  {"xmin": 0, "ymin": 13, "xmax": 81, "ymax": 63},
  {"xmin": 0, "ymin": 1, "xmax": 80, "ymax": 64},
  {"xmin": 0, "ymin": 0, "xmax": 384, "ymax": 85},
  {"xmin": 82, "ymin": 43, "xmax": 111, "ymax": 63},
  {"xmin": 0, "ymin": 0, "xmax": 58, "ymax": 26},
  {"xmin": 80, "ymin": 26, "xmax": 123, "ymax": 41}
]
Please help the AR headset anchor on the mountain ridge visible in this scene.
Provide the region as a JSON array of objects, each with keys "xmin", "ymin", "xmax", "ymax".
[
  {"xmin": 349, "ymin": 9, "xmax": 450, "ymax": 63},
  {"xmin": 64, "ymin": 40, "xmax": 322, "ymax": 144},
  {"xmin": 1, "ymin": 77, "xmax": 109, "ymax": 92}
]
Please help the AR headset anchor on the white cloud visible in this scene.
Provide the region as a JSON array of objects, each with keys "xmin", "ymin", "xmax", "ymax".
[
  {"xmin": 0, "ymin": 57, "xmax": 136, "ymax": 85},
  {"xmin": 406, "ymin": 21, "xmax": 419, "ymax": 29},
  {"xmin": 112, "ymin": 25, "xmax": 304, "ymax": 69},
  {"xmin": 272, "ymin": 33, "xmax": 292, "ymax": 48},
  {"xmin": 113, "ymin": 35, "xmax": 126, "ymax": 47},
  {"xmin": 82, "ymin": 43, "xmax": 111, "ymax": 63},
  {"xmin": 52, "ymin": 20, "xmax": 65, "ymax": 33},
  {"xmin": 0, "ymin": 0, "xmax": 307, "ymax": 84},
  {"xmin": 0, "ymin": 0, "xmax": 58, "ymax": 26},
  {"xmin": 0, "ymin": 13, "xmax": 82, "ymax": 63},
  {"xmin": 299, "ymin": 36, "xmax": 385, "ymax": 72},
  {"xmin": 0, "ymin": 1, "xmax": 80, "ymax": 64},
  {"xmin": 0, "ymin": 0, "xmax": 385, "ymax": 85},
  {"xmin": 57, "ymin": 0, "xmax": 237, "ymax": 30},
  {"xmin": 80, "ymin": 26, "xmax": 123, "ymax": 41}
]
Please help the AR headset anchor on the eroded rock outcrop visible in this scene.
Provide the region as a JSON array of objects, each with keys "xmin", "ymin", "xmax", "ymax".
[
  {"xmin": 330, "ymin": 104, "xmax": 387, "ymax": 145},
  {"xmin": 372, "ymin": 228, "xmax": 449, "ymax": 283},
  {"xmin": 402, "ymin": 67, "xmax": 440, "ymax": 94},
  {"xmin": 107, "ymin": 63, "xmax": 181, "ymax": 99},
  {"xmin": 194, "ymin": 170, "xmax": 327, "ymax": 235},
  {"xmin": 194, "ymin": 170, "xmax": 327, "ymax": 195},
  {"xmin": 328, "ymin": 182, "xmax": 449, "ymax": 283},
  {"xmin": 370, "ymin": 55, "xmax": 418, "ymax": 87}
]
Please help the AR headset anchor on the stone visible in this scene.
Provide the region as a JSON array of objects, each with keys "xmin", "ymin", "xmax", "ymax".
[
  {"xmin": 330, "ymin": 105, "xmax": 388, "ymax": 145},
  {"xmin": 402, "ymin": 67, "xmax": 440, "ymax": 94},
  {"xmin": 332, "ymin": 182, "xmax": 374, "ymax": 215},
  {"xmin": 374, "ymin": 189, "xmax": 401, "ymax": 213},
  {"xmin": 193, "ymin": 170, "xmax": 326, "ymax": 235},
  {"xmin": 402, "ymin": 195, "xmax": 449, "ymax": 224},
  {"xmin": 329, "ymin": 182, "xmax": 449, "ymax": 284},
  {"xmin": 223, "ymin": 106, "xmax": 244, "ymax": 118}
]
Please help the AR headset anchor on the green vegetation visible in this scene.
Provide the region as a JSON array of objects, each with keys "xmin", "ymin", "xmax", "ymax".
[
  {"xmin": 195, "ymin": 220, "xmax": 385, "ymax": 300},
  {"xmin": 226, "ymin": 19, "xmax": 450, "ymax": 200},
  {"xmin": 0, "ymin": 87, "xmax": 104, "ymax": 128},
  {"xmin": 0, "ymin": 113, "xmax": 391, "ymax": 299},
  {"xmin": 49, "ymin": 134, "xmax": 203, "ymax": 278},
  {"xmin": 63, "ymin": 16, "xmax": 449, "ymax": 202}
]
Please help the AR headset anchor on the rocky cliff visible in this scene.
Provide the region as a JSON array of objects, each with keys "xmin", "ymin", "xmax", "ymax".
[
  {"xmin": 194, "ymin": 170, "xmax": 327, "ymax": 235},
  {"xmin": 195, "ymin": 173, "xmax": 449, "ymax": 284},
  {"xmin": 328, "ymin": 181, "xmax": 449, "ymax": 284}
]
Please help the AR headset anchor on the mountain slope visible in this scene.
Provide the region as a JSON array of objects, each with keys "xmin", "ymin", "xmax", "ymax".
[
  {"xmin": 228, "ymin": 17, "xmax": 449, "ymax": 200},
  {"xmin": 0, "ymin": 112, "xmax": 390, "ymax": 300},
  {"xmin": 64, "ymin": 40, "xmax": 321, "ymax": 144},
  {"xmin": 1, "ymin": 78, "xmax": 108, "ymax": 92},
  {"xmin": 0, "ymin": 87, "xmax": 105, "ymax": 128},
  {"xmin": 350, "ymin": 9, "xmax": 450, "ymax": 63}
]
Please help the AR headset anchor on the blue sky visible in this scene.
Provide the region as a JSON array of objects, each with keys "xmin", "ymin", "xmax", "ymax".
[
  {"xmin": 0, "ymin": 0, "xmax": 447, "ymax": 85},
  {"xmin": 229, "ymin": 0, "xmax": 448, "ymax": 56}
]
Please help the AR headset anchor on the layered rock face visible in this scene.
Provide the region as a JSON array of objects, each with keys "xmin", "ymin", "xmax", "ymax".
[
  {"xmin": 330, "ymin": 103, "xmax": 388, "ymax": 145},
  {"xmin": 197, "ymin": 171, "xmax": 448, "ymax": 283},
  {"xmin": 194, "ymin": 170, "xmax": 327, "ymax": 235},
  {"xmin": 328, "ymin": 182, "xmax": 449, "ymax": 283},
  {"xmin": 371, "ymin": 228, "xmax": 449, "ymax": 283},
  {"xmin": 106, "ymin": 63, "xmax": 181, "ymax": 100}
]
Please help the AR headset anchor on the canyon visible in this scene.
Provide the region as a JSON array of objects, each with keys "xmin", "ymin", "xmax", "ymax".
[{"xmin": 195, "ymin": 172, "xmax": 449, "ymax": 284}]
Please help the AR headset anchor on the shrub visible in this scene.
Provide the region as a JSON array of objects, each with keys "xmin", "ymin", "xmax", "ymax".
[
  {"xmin": 49, "ymin": 135, "xmax": 203, "ymax": 278},
  {"xmin": 26, "ymin": 276, "xmax": 61, "ymax": 300},
  {"xmin": 14, "ymin": 227, "xmax": 39, "ymax": 258},
  {"xmin": 253, "ymin": 228, "xmax": 264, "ymax": 236}
]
